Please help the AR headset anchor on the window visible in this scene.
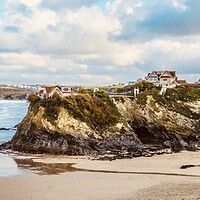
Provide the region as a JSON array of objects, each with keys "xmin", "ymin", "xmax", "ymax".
[
  {"xmin": 149, "ymin": 78, "xmax": 157, "ymax": 82},
  {"xmin": 62, "ymin": 87, "xmax": 71, "ymax": 92}
]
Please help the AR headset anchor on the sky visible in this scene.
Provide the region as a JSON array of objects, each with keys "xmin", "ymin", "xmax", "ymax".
[{"xmin": 0, "ymin": 0, "xmax": 200, "ymax": 85}]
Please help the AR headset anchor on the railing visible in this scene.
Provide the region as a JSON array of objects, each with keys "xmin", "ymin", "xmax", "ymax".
[{"xmin": 109, "ymin": 93, "xmax": 135, "ymax": 99}]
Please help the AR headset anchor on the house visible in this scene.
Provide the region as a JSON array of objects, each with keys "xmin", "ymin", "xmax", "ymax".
[
  {"xmin": 38, "ymin": 86, "xmax": 77, "ymax": 98},
  {"xmin": 174, "ymin": 79, "xmax": 188, "ymax": 86},
  {"xmin": 146, "ymin": 70, "xmax": 190, "ymax": 89},
  {"xmin": 146, "ymin": 70, "xmax": 178, "ymax": 88},
  {"xmin": 195, "ymin": 79, "xmax": 200, "ymax": 84}
]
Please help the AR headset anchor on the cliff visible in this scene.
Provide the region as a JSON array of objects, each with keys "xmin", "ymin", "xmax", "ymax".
[
  {"xmin": 1, "ymin": 87, "xmax": 200, "ymax": 158},
  {"xmin": 116, "ymin": 96, "xmax": 200, "ymax": 151},
  {"xmin": 0, "ymin": 86, "xmax": 33, "ymax": 100},
  {"xmin": 3, "ymin": 92, "xmax": 143, "ymax": 157}
]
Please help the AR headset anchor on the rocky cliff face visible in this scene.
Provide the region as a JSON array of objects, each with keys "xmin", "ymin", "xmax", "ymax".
[
  {"xmin": 116, "ymin": 96, "xmax": 200, "ymax": 151},
  {"xmin": 2, "ymin": 94, "xmax": 143, "ymax": 157},
  {"xmin": 1, "ymin": 90, "xmax": 200, "ymax": 158}
]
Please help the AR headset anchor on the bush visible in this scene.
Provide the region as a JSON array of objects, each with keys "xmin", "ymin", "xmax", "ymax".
[
  {"xmin": 165, "ymin": 87, "xmax": 200, "ymax": 102},
  {"xmin": 136, "ymin": 92, "xmax": 148, "ymax": 105},
  {"xmin": 42, "ymin": 98, "xmax": 63, "ymax": 123},
  {"xmin": 134, "ymin": 85, "xmax": 200, "ymax": 119},
  {"xmin": 27, "ymin": 95, "xmax": 41, "ymax": 104},
  {"xmin": 132, "ymin": 81, "xmax": 155, "ymax": 92},
  {"xmin": 152, "ymin": 87, "xmax": 200, "ymax": 119},
  {"xmin": 63, "ymin": 92, "xmax": 121, "ymax": 131},
  {"xmin": 28, "ymin": 95, "xmax": 64, "ymax": 123}
]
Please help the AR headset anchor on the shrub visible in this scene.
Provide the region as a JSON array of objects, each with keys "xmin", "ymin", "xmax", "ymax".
[
  {"xmin": 63, "ymin": 92, "xmax": 121, "ymax": 131},
  {"xmin": 152, "ymin": 87, "xmax": 200, "ymax": 119},
  {"xmin": 136, "ymin": 92, "xmax": 148, "ymax": 105},
  {"xmin": 42, "ymin": 98, "xmax": 62, "ymax": 123},
  {"xmin": 132, "ymin": 81, "xmax": 155, "ymax": 92},
  {"xmin": 165, "ymin": 87, "xmax": 200, "ymax": 102},
  {"xmin": 27, "ymin": 95, "xmax": 41, "ymax": 104}
]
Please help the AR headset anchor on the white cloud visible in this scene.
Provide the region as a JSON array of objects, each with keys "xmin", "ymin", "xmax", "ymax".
[
  {"xmin": 106, "ymin": 0, "xmax": 143, "ymax": 16},
  {"xmin": 179, "ymin": 74, "xmax": 200, "ymax": 83},
  {"xmin": 106, "ymin": 0, "xmax": 123, "ymax": 14},
  {"xmin": 0, "ymin": 0, "xmax": 199, "ymax": 85},
  {"xmin": 0, "ymin": 52, "xmax": 48, "ymax": 68},
  {"xmin": 100, "ymin": 43, "xmax": 141, "ymax": 66},
  {"xmin": 171, "ymin": 0, "xmax": 187, "ymax": 11},
  {"xmin": 64, "ymin": 7, "xmax": 120, "ymax": 36},
  {"xmin": 79, "ymin": 74, "xmax": 113, "ymax": 84},
  {"xmin": 20, "ymin": 0, "xmax": 42, "ymax": 8}
]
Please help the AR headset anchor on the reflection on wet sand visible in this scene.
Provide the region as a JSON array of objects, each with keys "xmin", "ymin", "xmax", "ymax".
[
  {"xmin": 14, "ymin": 157, "xmax": 200, "ymax": 178},
  {"xmin": 14, "ymin": 158, "xmax": 76, "ymax": 175}
]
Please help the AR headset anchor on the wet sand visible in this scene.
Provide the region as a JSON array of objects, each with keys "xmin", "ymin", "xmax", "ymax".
[{"xmin": 0, "ymin": 151, "xmax": 200, "ymax": 200}]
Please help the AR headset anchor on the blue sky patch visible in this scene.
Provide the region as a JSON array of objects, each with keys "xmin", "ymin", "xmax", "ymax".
[{"xmin": 4, "ymin": 26, "xmax": 19, "ymax": 33}]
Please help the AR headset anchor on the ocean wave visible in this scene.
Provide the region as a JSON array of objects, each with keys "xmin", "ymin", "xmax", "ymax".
[
  {"xmin": 0, "ymin": 100, "xmax": 28, "ymax": 104},
  {"xmin": 0, "ymin": 101, "xmax": 28, "ymax": 141},
  {"xmin": 0, "ymin": 107, "xmax": 9, "ymax": 119}
]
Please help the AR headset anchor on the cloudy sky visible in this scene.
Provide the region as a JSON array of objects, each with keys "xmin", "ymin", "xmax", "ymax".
[{"xmin": 0, "ymin": 0, "xmax": 200, "ymax": 85}]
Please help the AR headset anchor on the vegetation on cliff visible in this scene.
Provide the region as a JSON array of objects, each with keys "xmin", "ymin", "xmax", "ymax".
[
  {"xmin": 119, "ymin": 81, "xmax": 200, "ymax": 119},
  {"xmin": 28, "ymin": 91, "xmax": 121, "ymax": 131},
  {"xmin": 152, "ymin": 87, "xmax": 200, "ymax": 119},
  {"xmin": 116, "ymin": 81, "xmax": 157, "ymax": 95}
]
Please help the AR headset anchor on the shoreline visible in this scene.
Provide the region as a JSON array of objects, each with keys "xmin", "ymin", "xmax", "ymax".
[
  {"xmin": 0, "ymin": 99, "xmax": 28, "ymax": 102},
  {"xmin": 0, "ymin": 151, "xmax": 199, "ymax": 199},
  {"xmin": 32, "ymin": 150, "xmax": 200, "ymax": 176}
]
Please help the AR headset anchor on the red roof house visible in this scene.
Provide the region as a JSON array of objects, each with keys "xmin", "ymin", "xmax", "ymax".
[{"xmin": 38, "ymin": 86, "xmax": 77, "ymax": 98}]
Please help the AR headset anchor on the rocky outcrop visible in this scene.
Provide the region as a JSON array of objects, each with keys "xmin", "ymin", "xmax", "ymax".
[
  {"xmin": 115, "ymin": 97, "xmax": 200, "ymax": 152},
  {"xmin": 1, "ymin": 103, "xmax": 143, "ymax": 157},
  {"xmin": 1, "ymin": 92, "xmax": 200, "ymax": 158},
  {"xmin": 0, "ymin": 128, "xmax": 10, "ymax": 131}
]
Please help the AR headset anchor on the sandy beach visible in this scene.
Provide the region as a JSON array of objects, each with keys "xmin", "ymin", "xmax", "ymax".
[{"xmin": 0, "ymin": 151, "xmax": 200, "ymax": 200}]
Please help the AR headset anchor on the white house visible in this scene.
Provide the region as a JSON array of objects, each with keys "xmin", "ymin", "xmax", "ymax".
[
  {"xmin": 146, "ymin": 70, "xmax": 177, "ymax": 88},
  {"xmin": 38, "ymin": 86, "xmax": 77, "ymax": 98},
  {"xmin": 146, "ymin": 70, "xmax": 189, "ymax": 89}
]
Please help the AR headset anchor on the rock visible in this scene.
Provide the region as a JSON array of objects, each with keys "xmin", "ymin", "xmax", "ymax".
[
  {"xmin": 180, "ymin": 165, "xmax": 200, "ymax": 169},
  {"xmin": 163, "ymin": 141, "xmax": 172, "ymax": 148},
  {"xmin": 0, "ymin": 93, "xmax": 200, "ymax": 158},
  {"xmin": 179, "ymin": 140, "xmax": 189, "ymax": 148},
  {"xmin": 0, "ymin": 128, "xmax": 10, "ymax": 131}
]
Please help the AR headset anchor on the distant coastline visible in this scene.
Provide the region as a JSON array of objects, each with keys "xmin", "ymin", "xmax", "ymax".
[{"xmin": 0, "ymin": 86, "xmax": 33, "ymax": 100}]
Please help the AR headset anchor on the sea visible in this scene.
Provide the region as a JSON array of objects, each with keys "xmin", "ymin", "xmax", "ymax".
[
  {"xmin": 0, "ymin": 100, "xmax": 28, "ymax": 145},
  {"xmin": 0, "ymin": 100, "xmax": 29, "ymax": 177}
]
